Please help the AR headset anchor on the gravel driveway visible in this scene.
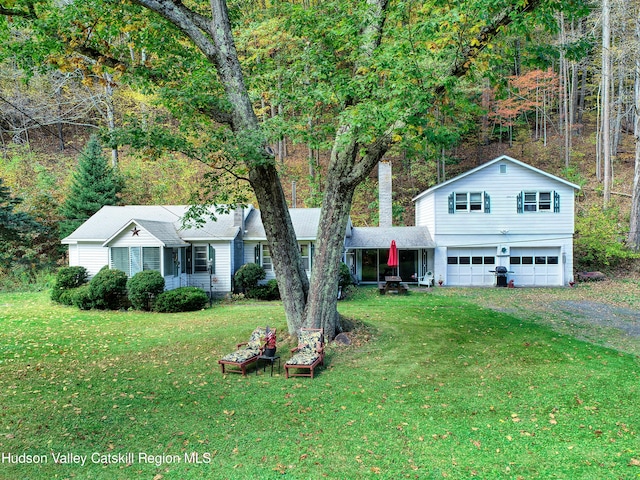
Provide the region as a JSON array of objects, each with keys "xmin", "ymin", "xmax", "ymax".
[
  {"xmin": 431, "ymin": 282, "xmax": 640, "ymax": 356},
  {"xmin": 553, "ymin": 300, "xmax": 640, "ymax": 338}
]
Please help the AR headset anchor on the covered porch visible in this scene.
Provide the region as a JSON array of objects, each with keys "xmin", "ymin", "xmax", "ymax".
[{"xmin": 343, "ymin": 227, "xmax": 435, "ymax": 285}]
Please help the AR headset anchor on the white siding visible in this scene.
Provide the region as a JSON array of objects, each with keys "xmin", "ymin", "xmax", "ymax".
[
  {"xmin": 415, "ymin": 195, "xmax": 436, "ymax": 231},
  {"xmin": 76, "ymin": 243, "xmax": 109, "ymax": 279},
  {"xmin": 109, "ymin": 226, "xmax": 163, "ymax": 247},
  {"xmin": 432, "ymin": 161, "xmax": 575, "ymax": 236},
  {"xmin": 188, "ymin": 241, "xmax": 233, "ymax": 293},
  {"xmin": 68, "ymin": 244, "xmax": 78, "ymax": 267},
  {"xmin": 165, "ymin": 275, "xmax": 180, "ymax": 291}
]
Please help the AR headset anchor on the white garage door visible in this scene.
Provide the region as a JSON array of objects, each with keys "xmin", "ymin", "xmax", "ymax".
[
  {"xmin": 446, "ymin": 248, "xmax": 497, "ymax": 286},
  {"xmin": 509, "ymin": 247, "xmax": 561, "ymax": 286}
]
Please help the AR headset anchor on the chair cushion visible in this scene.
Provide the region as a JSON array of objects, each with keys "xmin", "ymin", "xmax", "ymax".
[
  {"xmin": 220, "ymin": 346, "xmax": 259, "ymax": 363},
  {"xmin": 286, "ymin": 351, "xmax": 320, "ymax": 366},
  {"xmin": 246, "ymin": 327, "xmax": 266, "ymax": 350},
  {"xmin": 297, "ymin": 330, "xmax": 322, "ymax": 354}
]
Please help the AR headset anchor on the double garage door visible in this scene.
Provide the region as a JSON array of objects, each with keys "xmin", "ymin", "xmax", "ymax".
[{"xmin": 447, "ymin": 247, "xmax": 562, "ymax": 286}]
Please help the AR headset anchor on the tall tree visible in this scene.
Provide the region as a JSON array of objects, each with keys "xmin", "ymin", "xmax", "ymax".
[
  {"xmin": 2, "ymin": 0, "xmax": 563, "ymax": 338},
  {"xmin": 601, "ymin": 0, "xmax": 612, "ymax": 207},
  {"xmin": 59, "ymin": 135, "xmax": 121, "ymax": 238},
  {"xmin": 628, "ymin": 6, "xmax": 640, "ymax": 249},
  {"xmin": 0, "ymin": 178, "xmax": 41, "ymax": 270}
]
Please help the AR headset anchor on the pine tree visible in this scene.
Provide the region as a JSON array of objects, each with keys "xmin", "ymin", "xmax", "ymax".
[
  {"xmin": 59, "ymin": 136, "xmax": 121, "ymax": 238},
  {"xmin": 0, "ymin": 178, "xmax": 41, "ymax": 269}
]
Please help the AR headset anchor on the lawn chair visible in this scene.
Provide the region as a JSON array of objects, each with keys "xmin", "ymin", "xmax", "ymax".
[
  {"xmin": 285, "ymin": 328, "xmax": 324, "ymax": 379},
  {"xmin": 416, "ymin": 271, "xmax": 434, "ymax": 288},
  {"xmin": 218, "ymin": 327, "xmax": 275, "ymax": 376}
]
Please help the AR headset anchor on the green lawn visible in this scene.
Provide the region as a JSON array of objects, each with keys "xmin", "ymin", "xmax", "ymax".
[{"xmin": 0, "ymin": 288, "xmax": 638, "ymax": 479}]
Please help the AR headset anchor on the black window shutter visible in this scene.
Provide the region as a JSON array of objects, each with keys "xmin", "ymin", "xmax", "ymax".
[
  {"xmin": 484, "ymin": 192, "xmax": 490, "ymax": 213},
  {"xmin": 254, "ymin": 244, "xmax": 260, "ymax": 264},
  {"xmin": 517, "ymin": 192, "xmax": 523, "ymax": 213},
  {"xmin": 448, "ymin": 193, "xmax": 455, "ymax": 214},
  {"xmin": 186, "ymin": 246, "xmax": 192, "ymax": 273},
  {"xmin": 554, "ymin": 191, "xmax": 560, "ymax": 213},
  {"xmin": 209, "ymin": 245, "xmax": 216, "ymax": 274}
]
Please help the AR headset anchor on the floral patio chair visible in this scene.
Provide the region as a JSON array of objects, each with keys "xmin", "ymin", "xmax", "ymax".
[
  {"xmin": 218, "ymin": 327, "xmax": 275, "ymax": 376},
  {"xmin": 284, "ymin": 328, "xmax": 324, "ymax": 379}
]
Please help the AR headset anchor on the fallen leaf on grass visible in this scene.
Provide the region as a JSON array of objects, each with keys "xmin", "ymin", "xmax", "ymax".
[{"xmin": 629, "ymin": 458, "xmax": 640, "ymax": 467}]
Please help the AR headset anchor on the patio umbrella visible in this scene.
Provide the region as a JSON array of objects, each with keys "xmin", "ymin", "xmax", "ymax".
[{"xmin": 387, "ymin": 240, "xmax": 399, "ymax": 277}]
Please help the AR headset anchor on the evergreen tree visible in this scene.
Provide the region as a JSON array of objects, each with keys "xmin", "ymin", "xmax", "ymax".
[
  {"xmin": 59, "ymin": 136, "xmax": 121, "ymax": 238},
  {"xmin": 0, "ymin": 178, "xmax": 41, "ymax": 270}
]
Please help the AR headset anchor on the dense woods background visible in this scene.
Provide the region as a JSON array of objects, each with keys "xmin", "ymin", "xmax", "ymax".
[{"xmin": 1, "ymin": 0, "xmax": 639, "ymax": 291}]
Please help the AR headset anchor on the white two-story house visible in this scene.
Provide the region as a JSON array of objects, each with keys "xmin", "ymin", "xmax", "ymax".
[{"xmin": 412, "ymin": 155, "xmax": 580, "ymax": 286}]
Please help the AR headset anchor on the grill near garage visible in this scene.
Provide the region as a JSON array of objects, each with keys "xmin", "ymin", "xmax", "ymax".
[{"xmin": 489, "ymin": 265, "xmax": 510, "ymax": 287}]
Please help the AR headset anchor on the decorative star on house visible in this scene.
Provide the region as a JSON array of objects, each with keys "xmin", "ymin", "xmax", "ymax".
[{"xmin": 131, "ymin": 227, "xmax": 141, "ymax": 236}]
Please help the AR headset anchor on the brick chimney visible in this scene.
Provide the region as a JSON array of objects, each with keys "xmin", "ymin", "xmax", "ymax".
[
  {"xmin": 378, "ymin": 161, "xmax": 393, "ymax": 227},
  {"xmin": 233, "ymin": 206, "xmax": 244, "ymax": 231}
]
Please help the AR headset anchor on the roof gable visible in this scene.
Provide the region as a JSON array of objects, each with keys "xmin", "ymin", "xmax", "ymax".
[
  {"xmin": 412, "ymin": 155, "xmax": 581, "ymax": 202},
  {"xmin": 103, "ymin": 219, "xmax": 190, "ymax": 248},
  {"xmin": 62, "ymin": 205, "xmax": 250, "ymax": 244}
]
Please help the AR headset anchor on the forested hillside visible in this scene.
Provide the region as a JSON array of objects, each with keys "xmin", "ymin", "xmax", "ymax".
[{"xmin": 1, "ymin": 0, "xmax": 639, "ymax": 292}]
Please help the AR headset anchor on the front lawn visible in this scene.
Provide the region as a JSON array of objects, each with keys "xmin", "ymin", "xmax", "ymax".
[{"xmin": 0, "ymin": 288, "xmax": 638, "ymax": 479}]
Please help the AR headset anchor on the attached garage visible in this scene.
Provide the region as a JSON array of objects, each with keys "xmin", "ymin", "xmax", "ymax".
[
  {"xmin": 509, "ymin": 247, "xmax": 562, "ymax": 286},
  {"xmin": 446, "ymin": 248, "xmax": 497, "ymax": 286}
]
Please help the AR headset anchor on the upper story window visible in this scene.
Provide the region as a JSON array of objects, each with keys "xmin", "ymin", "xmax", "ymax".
[
  {"xmin": 449, "ymin": 192, "xmax": 490, "ymax": 213},
  {"xmin": 518, "ymin": 191, "xmax": 559, "ymax": 213}
]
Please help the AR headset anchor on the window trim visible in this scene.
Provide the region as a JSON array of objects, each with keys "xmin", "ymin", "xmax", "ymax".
[
  {"xmin": 262, "ymin": 244, "xmax": 272, "ymax": 271},
  {"xmin": 300, "ymin": 243, "xmax": 310, "ymax": 271},
  {"xmin": 449, "ymin": 191, "xmax": 490, "ymax": 213},
  {"xmin": 194, "ymin": 245, "xmax": 208, "ymax": 273},
  {"xmin": 518, "ymin": 191, "xmax": 559, "ymax": 213},
  {"xmin": 110, "ymin": 246, "xmax": 161, "ymax": 277},
  {"xmin": 193, "ymin": 244, "xmax": 216, "ymax": 274}
]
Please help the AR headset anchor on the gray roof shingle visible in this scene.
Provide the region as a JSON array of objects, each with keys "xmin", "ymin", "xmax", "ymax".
[
  {"xmin": 344, "ymin": 226, "xmax": 435, "ymax": 249},
  {"xmin": 62, "ymin": 205, "xmax": 245, "ymax": 243},
  {"xmin": 243, "ymin": 208, "xmax": 322, "ymax": 240}
]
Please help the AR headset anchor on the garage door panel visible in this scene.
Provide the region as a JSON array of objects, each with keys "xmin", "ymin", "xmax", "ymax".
[
  {"xmin": 510, "ymin": 248, "xmax": 561, "ymax": 286},
  {"xmin": 447, "ymin": 248, "xmax": 496, "ymax": 286}
]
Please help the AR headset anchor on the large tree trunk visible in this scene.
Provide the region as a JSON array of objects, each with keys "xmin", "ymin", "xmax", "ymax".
[
  {"xmin": 303, "ymin": 126, "xmax": 391, "ymax": 338},
  {"xmin": 304, "ymin": 132, "xmax": 364, "ymax": 335},
  {"xmin": 209, "ymin": 0, "xmax": 309, "ymax": 331},
  {"xmin": 250, "ymin": 163, "xmax": 309, "ymax": 330}
]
